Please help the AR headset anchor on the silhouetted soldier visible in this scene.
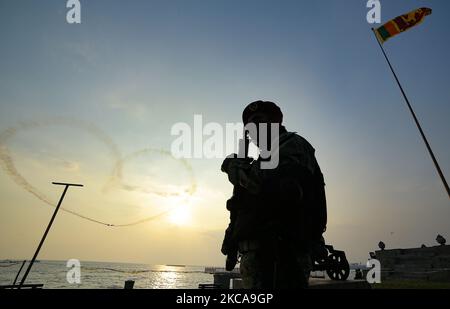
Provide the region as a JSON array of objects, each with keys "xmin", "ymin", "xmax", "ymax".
[{"xmin": 221, "ymin": 100, "xmax": 327, "ymax": 289}]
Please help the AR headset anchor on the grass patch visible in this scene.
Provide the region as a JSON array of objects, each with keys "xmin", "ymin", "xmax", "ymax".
[{"xmin": 372, "ymin": 280, "xmax": 450, "ymax": 289}]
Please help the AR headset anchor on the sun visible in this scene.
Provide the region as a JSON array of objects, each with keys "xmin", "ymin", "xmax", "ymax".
[{"xmin": 168, "ymin": 205, "xmax": 191, "ymax": 226}]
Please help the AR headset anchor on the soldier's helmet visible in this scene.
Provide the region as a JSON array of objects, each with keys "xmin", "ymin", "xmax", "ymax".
[{"xmin": 242, "ymin": 100, "xmax": 283, "ymax": 125}]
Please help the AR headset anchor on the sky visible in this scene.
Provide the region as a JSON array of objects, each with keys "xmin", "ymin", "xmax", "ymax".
[{"xmin": 0, "ymin": 0, "xmax": 449, "ymax": 267}]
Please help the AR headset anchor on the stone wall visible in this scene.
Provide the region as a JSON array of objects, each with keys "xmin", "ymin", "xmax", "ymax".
[{"xmin": 374, "ymin": 245, "xmax": 450, "ymax": 282}]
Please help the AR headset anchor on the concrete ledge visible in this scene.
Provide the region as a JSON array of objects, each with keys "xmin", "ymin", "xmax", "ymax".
[
  {"xmin": 309, "ymin": 278, "xmax": 371, "ymax": 289},
  {"xmin": 228, "ymin": 278, "xmax": 371, "ymax": 289}
]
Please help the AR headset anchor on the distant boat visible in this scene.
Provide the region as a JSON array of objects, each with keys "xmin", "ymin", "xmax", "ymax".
[{"xmin": 165, "ymin": 264, "xmax": 185, "ymax": 267}]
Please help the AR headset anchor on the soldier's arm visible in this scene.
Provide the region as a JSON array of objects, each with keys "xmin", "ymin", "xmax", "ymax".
[
  {"xmin": 225, "ymin": 136, "xmax": 317, "ymax": 194},
  {"xmin": 226, "ymin": 154, "xmax": 299, "ymax": 195}
]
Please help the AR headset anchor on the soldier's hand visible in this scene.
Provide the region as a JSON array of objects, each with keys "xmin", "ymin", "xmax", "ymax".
[
  {"xmin": 221, "ymin": 154, "xmax": 252, "ymax": 174},
  {"xmin": 221, "ymin": 154, "xmax": 236, "ymax": 173}
]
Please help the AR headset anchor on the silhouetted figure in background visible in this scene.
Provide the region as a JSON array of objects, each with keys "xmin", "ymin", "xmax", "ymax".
[
  {"xmin": 221, "ymin": 100, "xmax": 327, "ymax": 289},
  {"xmin": 354, "ymin": 268, "xmax": 363, "ymax": 280},
  {"xmin": 436, "ymin": 234, "xmax": 446, "ymax": 246},
  {"xmin": 378, "ymin": 241, "xmax": 386, "ymax": 251}
]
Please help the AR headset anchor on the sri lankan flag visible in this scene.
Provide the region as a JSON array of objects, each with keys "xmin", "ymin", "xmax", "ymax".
[{"xmin": 375, "ymin": 7, "xmax": 432, "ymax": 44}]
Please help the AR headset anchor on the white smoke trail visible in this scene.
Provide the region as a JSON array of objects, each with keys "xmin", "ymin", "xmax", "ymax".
[
  {"xmin": 108, "ymin": 148, "xmax": 197, "ymax": 197},
  {"xmin": 0, "ymin": 118, "xmax": 196, "ymax": 227}
]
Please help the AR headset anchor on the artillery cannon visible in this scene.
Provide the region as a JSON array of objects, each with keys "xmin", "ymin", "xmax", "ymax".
[{"xmin": 312, "ymin": 243, "xmax": 350, "ymax": 281}]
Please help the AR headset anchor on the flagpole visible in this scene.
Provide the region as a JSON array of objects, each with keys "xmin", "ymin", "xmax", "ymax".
[{"xmin": 371, "ymin": 28, "xmax": 450, "ymax": 199}]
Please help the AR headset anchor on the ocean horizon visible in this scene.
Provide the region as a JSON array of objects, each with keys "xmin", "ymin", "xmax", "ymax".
[
  {"xmin": 1, "ymin": 259, "xmax": 362, "ymax": 289},
  {"xmin": 0, "ymin": 259, "xmax": 214, "ymax": 289}
]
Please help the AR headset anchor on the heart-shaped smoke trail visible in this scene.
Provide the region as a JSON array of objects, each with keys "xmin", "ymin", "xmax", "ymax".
[{"xmin": 0, "ymin": 118, "xmax": 196, "ymax": 227}]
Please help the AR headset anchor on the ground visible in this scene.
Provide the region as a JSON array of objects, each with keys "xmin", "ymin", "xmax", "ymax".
[{"xmin": 372, "ymin": 280, "xmax": 450, "ymax": 289}]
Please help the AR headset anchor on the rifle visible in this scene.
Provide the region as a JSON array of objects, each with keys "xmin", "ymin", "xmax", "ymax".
[{"xmin": 222, "ymin": 129, "xmax": 250, "ymax": 271}]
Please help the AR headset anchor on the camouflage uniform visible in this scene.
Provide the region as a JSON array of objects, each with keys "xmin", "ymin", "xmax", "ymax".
[{"xmin": 223, "ymin": 128, "xmax": 323, "ymax": 289}]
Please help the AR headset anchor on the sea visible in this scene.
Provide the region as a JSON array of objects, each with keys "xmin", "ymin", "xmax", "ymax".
[
  {"xmin": 0, "ymin": 260, "xmax": 361, "ymax": 289},
  {"xmin": 0, "ymin": 260, "xmax": 213, "ymax": 289}
]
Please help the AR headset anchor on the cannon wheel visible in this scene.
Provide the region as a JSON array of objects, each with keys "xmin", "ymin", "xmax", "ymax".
[{"xmin": 326, "ymin": 252, "xmax": 350, "ymax": 281}]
